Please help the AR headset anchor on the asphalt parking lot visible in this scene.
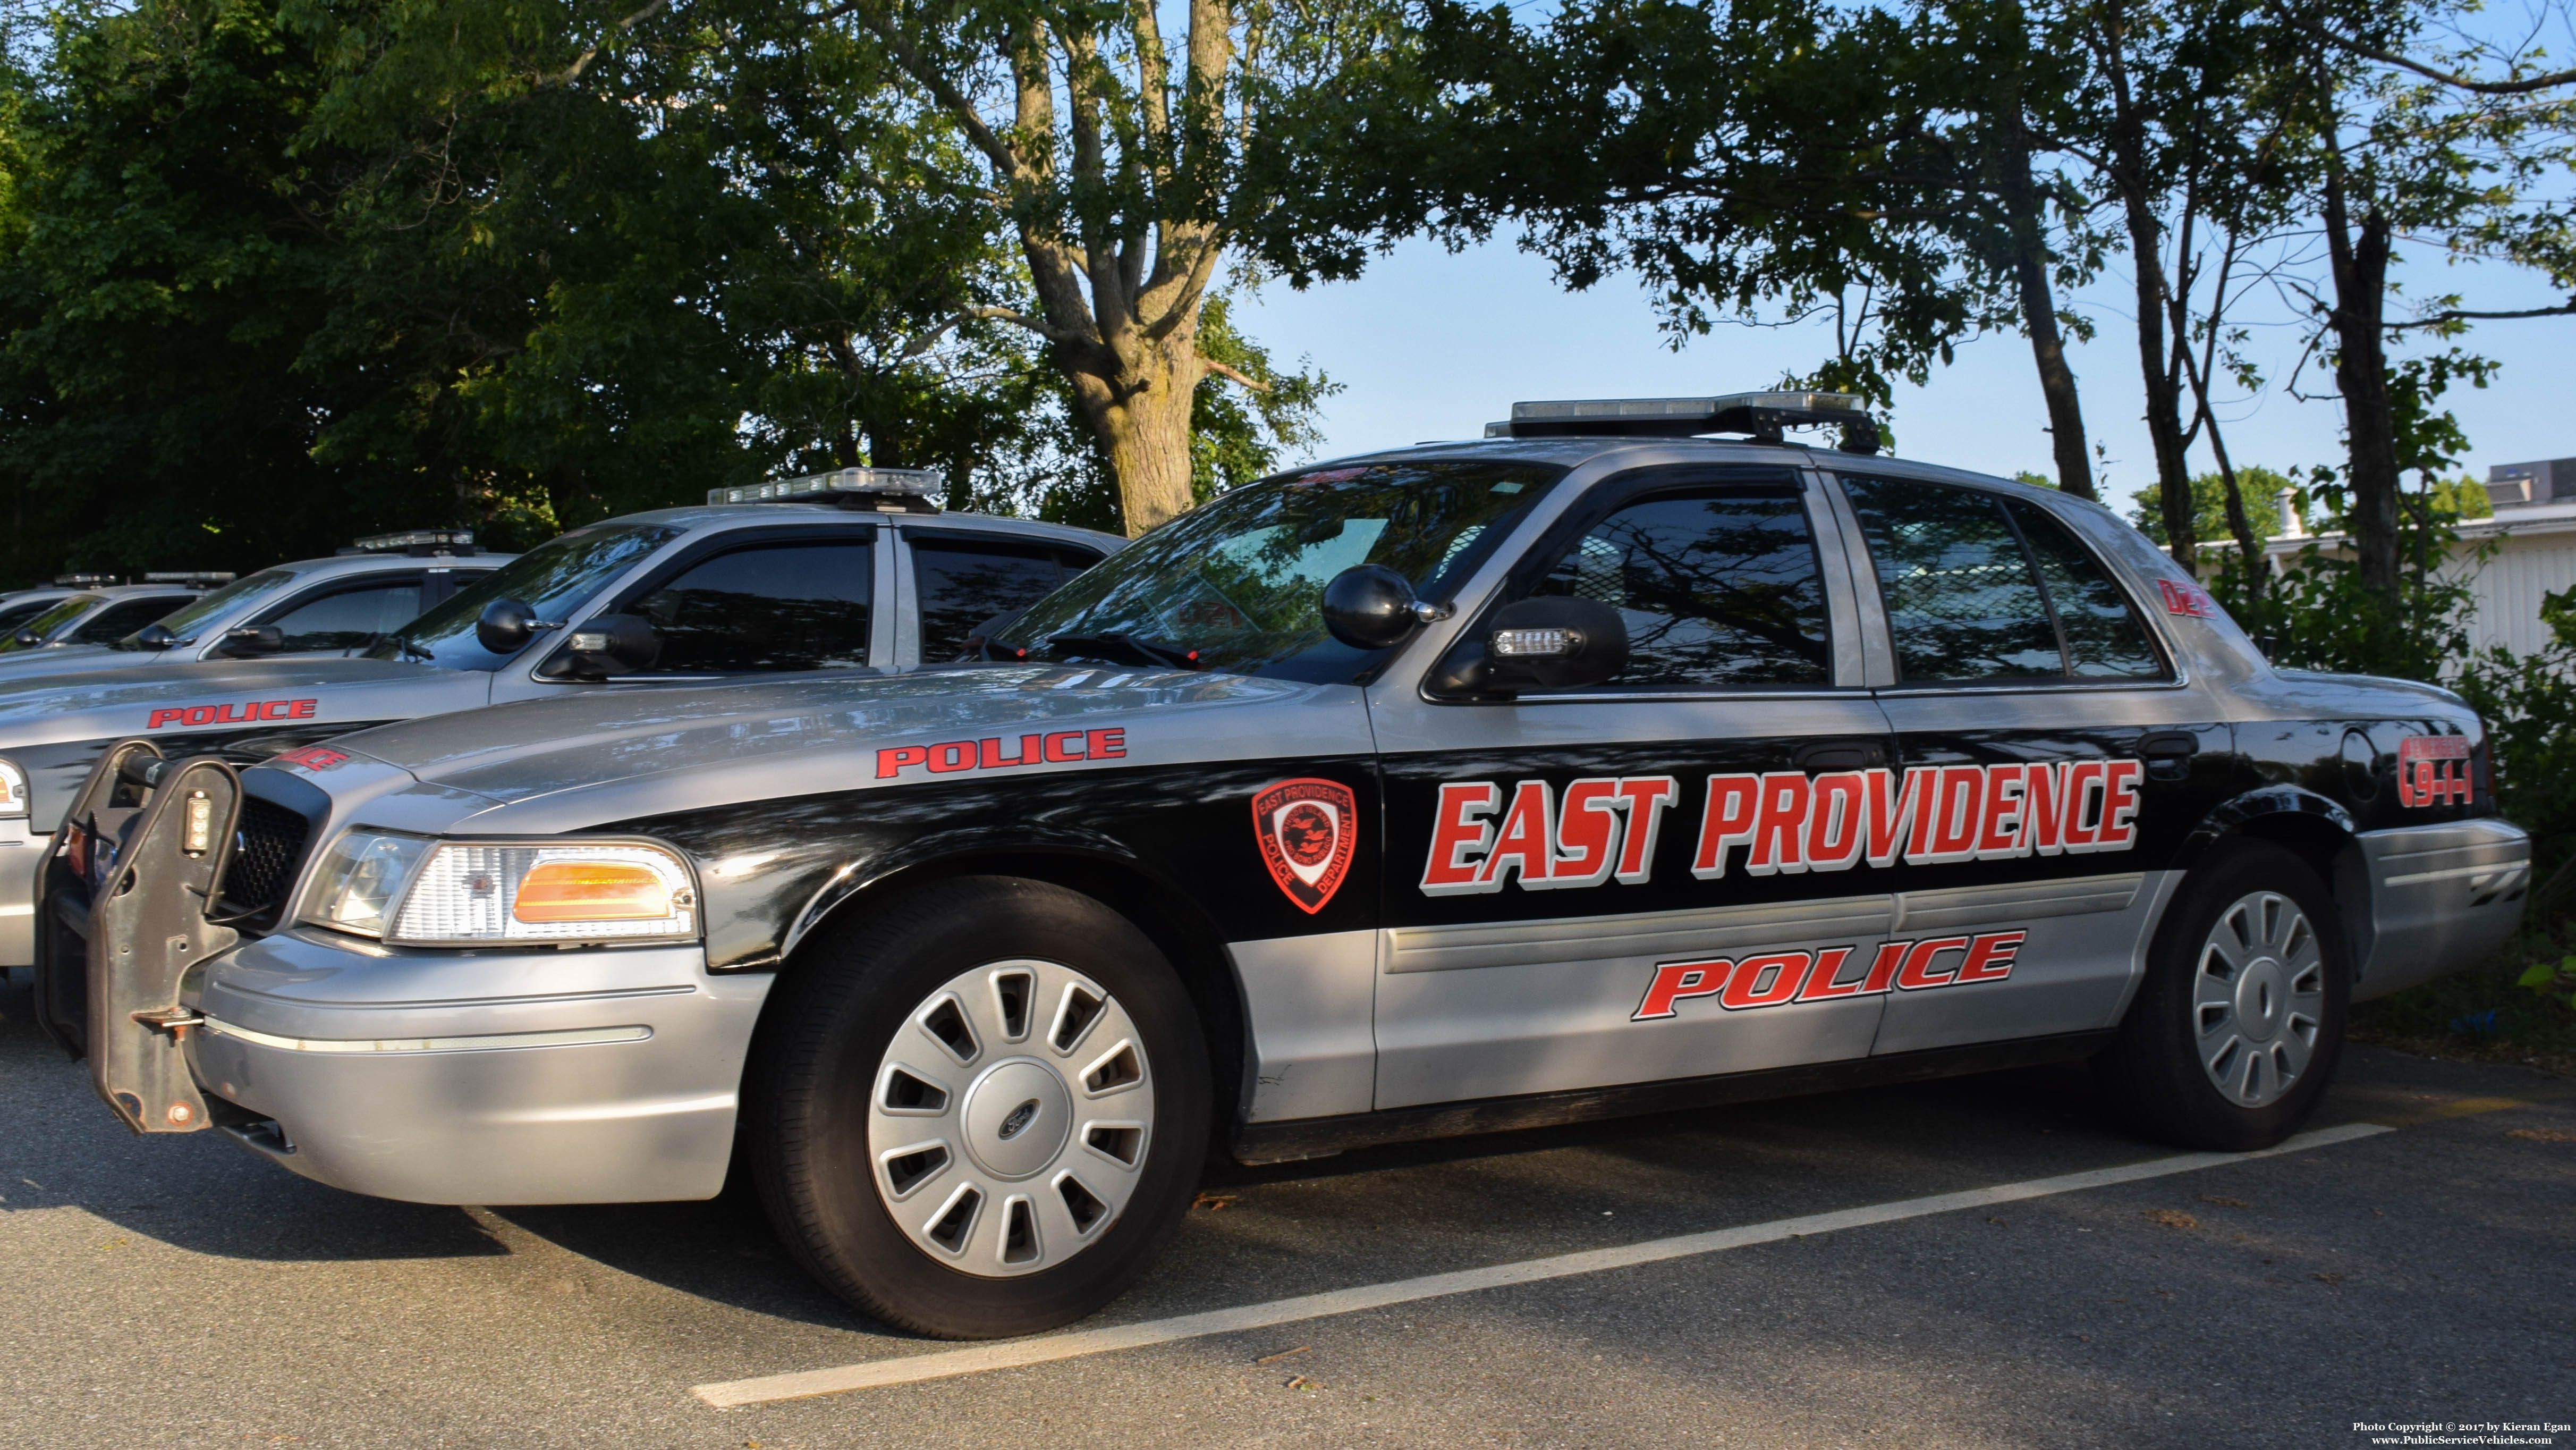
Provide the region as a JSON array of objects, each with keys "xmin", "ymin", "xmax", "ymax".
[{"xmin": 3, "ymin": 970, "xmax": 2570, "ymax": 1450}]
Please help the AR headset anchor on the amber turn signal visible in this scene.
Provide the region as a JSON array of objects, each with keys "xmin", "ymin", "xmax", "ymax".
[{"xmin": 512, "ymin": 860, "xmax": 673, "ymax": 923}]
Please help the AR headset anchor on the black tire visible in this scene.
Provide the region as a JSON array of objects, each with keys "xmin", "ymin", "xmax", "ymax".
[
  {"xmin": 2095, "ymin": 839, "xmax": 2350, "ymax": 1152},
  {"xmin": 749, "ymin": 875, "xmax": 1210, "ymax": 1338}
]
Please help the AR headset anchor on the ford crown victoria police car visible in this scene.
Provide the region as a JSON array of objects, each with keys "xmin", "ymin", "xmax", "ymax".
[
  {"xmin": 9, "ymin": 472, "xmax": 1112, "ymax": 1002},
  {"xmin": 0, "ymin": 532, "xmax": 507, "ymax": 684},
  {"xmin": 59, "ymin": 393, "xmax": 2528, "ymax": 1339}
]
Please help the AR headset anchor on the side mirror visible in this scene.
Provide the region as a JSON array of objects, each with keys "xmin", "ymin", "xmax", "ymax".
[
  {"xmin": 216, "ymin": 625, "xmax": 283, "ymax": 657},
  {"xmin": 475, "ymin": 597, "xmax": 544, "ymax": 655},
  {"xmin": 12, "ymin": 629, "xmax": 41, "ymax": 647},
  {"xmin": 133, "ymin": 623, "xmax": 177, "ymax": 651},
  {"xmin": 1430, "ymin": 597, "xmax": 1630, "ymax": 697},
  {"xmin": 1321, "ymin": 565, "xmax": 1433, "ymax": 650},
  {"xmin": 557, "ymin": 614, "xmax": 660, "ymax": 678}
]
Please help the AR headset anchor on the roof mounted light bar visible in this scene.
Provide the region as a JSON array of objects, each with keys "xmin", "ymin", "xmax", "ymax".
[
  {"xmin": 708, "ymin": 466, "xmax": 945, "ymax": 511},
  {"xmin": 53, "ymin": 574, "xmax": 121, "ymax": 588},
  {"xmin": 1486, "ymin": 390, "xmax": 1883, "ymax": 453},
  {"xmin": 346, "ymin": 529, "xmax": 477, "ymax": 555},
  {"xmin": 142, "ymin": 572, "xmax": 237, "ymax": 586}
]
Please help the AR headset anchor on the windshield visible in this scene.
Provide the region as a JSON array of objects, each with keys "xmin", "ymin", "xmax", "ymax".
[
  {"xmin": 112, "ymin": 568, "xmax": 300, "ymax": 649},
  {"xmin": 366, "ymin": 523, "xmax": 681, "ymax": 670},
  {"xmin": 995, "ymin": 459, "xmax": 1565, "ymax": 682},
  {"xmin": 0, "ymin": 593, "xmax": 101, "ymax": 652}
]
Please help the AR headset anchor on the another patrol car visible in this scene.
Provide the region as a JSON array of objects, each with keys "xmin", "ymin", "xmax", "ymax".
[
  {"xmin": 7, "ymin": 473, "xmax": 1112, "ymax": 997},
  {"xmin": 0, "ymin": 575, "xmax": 230, "ymax": 654},
  {"xmin": 0, "ymin": 581, "xmax": 98, "ymax": 638},
  {"xmin": 0, "ymin": 532, "xmax": 507, "ymax": 684},
  {"xmin": 65, "ymin": 394, "xmax": 2527, "ymax": 1339}
]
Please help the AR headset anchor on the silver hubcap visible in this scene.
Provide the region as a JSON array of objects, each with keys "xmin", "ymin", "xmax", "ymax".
[
  {"xmin": 2192, "ymin": 890, "xmax": 2325, "ymax": 1108},
  {"xmin": 868, "ymin": 959, "xmax": 1153, "ymax": 1277}
]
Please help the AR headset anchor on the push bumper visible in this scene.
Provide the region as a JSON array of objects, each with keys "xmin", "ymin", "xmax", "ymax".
[
  {"xmin": 2354, "ymin": 817, "xmax": 2531, "ymax": 1002},
  {"xmin": 0, "ymin": 820, "xmax": 48, "ymax": 968},
  {"xmin": 184, "ymin": 929, "xmax": 771, "ymax": 1204}
]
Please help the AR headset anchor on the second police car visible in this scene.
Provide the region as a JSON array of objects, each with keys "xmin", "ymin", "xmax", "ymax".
[
  {"xmin": 66, "ymin": 393, "xmax": 2528, "ymax": 1339},
  {"xmin": 11, "ymin": 471, "xmax": 1114, "ymax": 1040}
]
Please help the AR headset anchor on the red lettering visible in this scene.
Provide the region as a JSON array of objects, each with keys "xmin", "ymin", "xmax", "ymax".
[
  {"xmin": 260, "ymin": 699, "xmax": 290, "ymax": 720},
  {"xmin": 1794, "ymin": 946, "xmax": 1861, "ymax": 1001},
  {"xmin": 182, "ymin": 706, "xmax": 217, "ymax": 726},
  {"xmin": 2097, "ymin": 760, "xmax": 2143, "ymax": 848},
  {"xmin": 876, "ymin": 745, "xmax": 928, "ymax": 778},
  {"xmin": 1044, "ymin": 730, "xmax": 1087, "ymax": 763},
  {"xmin": 980, "ymin": 736, "xmax": 1028, "ymax": 769},
  {"xmin": 147, "ymin": 708, "xmax": 184, "ymax": 728},
  {"xmin": 1634, "ymin": 960, "xmax": 1730, "ymax": 1021},
  {"xmin": 1552, "ymin": 779, "xmax": 1623, "ymax": 889},
  {"xmin": 2023, "ymin": 763, "xmax": 2065, "ymax": 855},
  {"xmin": 1721, "ymin": 951, "xmax": 1814, "ymax": 1009},
  {"xmin": 1477, "ymin": 781, "xmax": 1555, "ymax": 888},
  {"xmin": 1611, "ymin": 777, "xmax": 1677, "ymax": 883},
  {"xmin": 1925, "ymin": 766, "xmax": 1984, "ymax": 860},
  {"xmin": 1691, "ymin": 774, "xmax": 1762, "ymax": 880},
  {"xmin": 1747, "ymin": 772, "xmax": 1811, "ymax": 875},
  {"xmin": 1894, "ymin": 936, "xmax": 1972, "ymax": 990},
  {"xmin": 1421, "ymin": 782, "xmax": 1501, "ymax": 895},
  {"xmin": 2060, "ymin": 761, "xmax": 2105, "ymax": 849},
  {"xmin": 1805, "ymin": 772, "xmax": 1865, "ymax": 872},
  {"xmin": 289, "ymin": 698, "xmax": 316, "ymax": 719},
  {"xmin": 1978, "ymin": 764, "xmax": 2027, "ymax": 858},
  {"xmin": 1865, "ymin": 768, "xmax": 1934, "ymax": 868},
  {"xmin": 1087, "ymin": 728, "xmax": 1126, "ymax": 761},
  {"xmin": 928, "ymin": 740, "xmax": 975, "ymax": 773},
  {"xmin": 1860, "ymin": 940, "xmax": 1912, "ymax": 994},
  {"xmin": 1954, "ymin": 931, "xmax": 2024, "ymax": 983}
]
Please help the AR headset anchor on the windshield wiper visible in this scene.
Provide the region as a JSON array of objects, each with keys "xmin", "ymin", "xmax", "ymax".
[
  {"xmin": 392, "ymin": 636, "xmax": 435, "ymax": 662},
  {"xmin": 1045, "ymin": 633, "xmax": 1202, "ymax": 671}
]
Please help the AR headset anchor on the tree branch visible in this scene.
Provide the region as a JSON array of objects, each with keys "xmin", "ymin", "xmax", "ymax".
[
  {"xmin": 2386, "ymin": 300, "xmax": 2576, "ymax": 328},
  {"xmin": 549, "ymin": 0, "xmax": 667, "ymax": 86},
  {"xmin": 1204, "ymin": 359, "xmax": 1268, "ymax": 392}
]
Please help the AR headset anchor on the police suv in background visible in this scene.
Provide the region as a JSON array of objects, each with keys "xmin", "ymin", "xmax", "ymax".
[
  {"xmin": 65, "ymin": 394, "xmax": 2526, "ymax": 1340},
  {"xmin": 0, "ymin": 533, "xmax": 507, "ymax": 684},
  {"xmin": 0, "ymin": 575, "xmax": 231, "ymax": 655},
  {"xmin": 0, "ymin": 580, "xmax": 98, "ymax": 638},
  {"xmin": 3, "ymin": 471, "xmax": 1113, "ymax": 1006}
]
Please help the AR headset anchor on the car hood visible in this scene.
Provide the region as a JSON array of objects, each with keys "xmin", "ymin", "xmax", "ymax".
[
  {"xmin": 315, "ymin": 665, "xmax": 1354, "ymax": 835},
  {"xmin": 0, "ymin": 643, "xmax": 154, "ymax": 680},
  {"xmin": 0, "ymin": 655, "xmax": 446, "ymax": 747}
]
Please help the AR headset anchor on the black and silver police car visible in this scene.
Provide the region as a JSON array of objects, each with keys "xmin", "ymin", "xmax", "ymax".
[{"xmin": 64, "ymin": 392, "xmax": 2527, "ymax": 1339}]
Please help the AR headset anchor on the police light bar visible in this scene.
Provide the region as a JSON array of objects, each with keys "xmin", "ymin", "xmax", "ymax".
[
  {"xmin": 1488, "ymin": 391, "xmax": 1872, "ymax": 441},
  {"xmin": 54, "ymin": 574, "xmax": 121, "ymax": 587},
  {"xmin": 352, "ymin": 529, "xmax": 476, "ymax": 553},
  {"xmin": 143, "ymin": 571, "xmax": 237, "ymax": 586},
  {"xmin": 708, "ymin": 467, "xmax": 944, "ymax": 507}
]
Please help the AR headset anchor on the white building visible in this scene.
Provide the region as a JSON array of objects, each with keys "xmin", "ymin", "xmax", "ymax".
[{"xmin": 2255, "ymin": 457, "xmax": 2576, "ymax": 659}]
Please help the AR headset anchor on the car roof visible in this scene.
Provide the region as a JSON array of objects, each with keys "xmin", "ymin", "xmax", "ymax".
[
  {"xmin": 256, "ymin": 550, "xmax": 519, "ymax": 581},
  {"xmin": 611, "ymin": 503, "xmax": 1126, "ymax": 552},
  {"xmin": 1329, "ymin": 435, "xmax": 2088, "ymax": 507}
]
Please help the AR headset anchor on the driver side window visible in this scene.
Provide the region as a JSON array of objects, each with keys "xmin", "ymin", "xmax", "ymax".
[
  {"xmin": 1520, "ymin": 485, "xmax": 1833, "ymax": 690},
  {"xmin": 628, "ymin": 539, "xmax": 874, "ymax": 673}
]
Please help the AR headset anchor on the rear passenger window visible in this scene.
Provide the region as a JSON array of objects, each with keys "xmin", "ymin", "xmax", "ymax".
[
  {"xmin": 1524, "ymin": 486, "xmax": 1832, "ymax": 689},
  {"xmin": 913, "ymin": 541, "xmax": 1095, "ymax": 662},
  {"xmin": 630, "ymin": 539, "xmax": 873, "ymax": 673},
  {"xmin": 77, "ymin": 597, "xmax": 190, "ymax": 644},
  {"xmin": 1841, "ymin": 476, "xmax": 2166, "ymax": 684}
]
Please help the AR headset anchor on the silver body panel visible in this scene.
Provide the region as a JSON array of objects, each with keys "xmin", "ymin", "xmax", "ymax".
[{"xmin": 2352, "ymin": 819, "xmax": 2531, "ymax": 1002}]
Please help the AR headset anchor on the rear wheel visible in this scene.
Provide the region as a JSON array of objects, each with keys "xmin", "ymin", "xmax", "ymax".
[
  {"xmin": 750, "ymin": 876, "xmax": 1209, "ymax": 1338},
  {"xmin": 2096, "ymin": 840, "xmax": 2349, "ymax": 1151}
]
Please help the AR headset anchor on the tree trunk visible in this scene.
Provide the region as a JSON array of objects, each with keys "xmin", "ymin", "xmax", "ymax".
[
  {"xmin": 2322, "ymin": 172, "xmax": 2401, "ymax": 600},
  {"xmin": 1995, "ymin": 116, "xmax": 2096, "ymax": 500},
  {"xmin": 1065, "ymin": 332, "xmax": 1204, "ymax": 536}
]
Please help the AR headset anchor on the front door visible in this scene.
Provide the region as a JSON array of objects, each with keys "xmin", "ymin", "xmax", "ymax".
[
  {"xmin": 1822, "ymin": 471, "xmax": 2247, "ymax": 1054},
  {"xmin": 1366, "ymin": 464, "xmax": 1903, "ymax": 1110}
]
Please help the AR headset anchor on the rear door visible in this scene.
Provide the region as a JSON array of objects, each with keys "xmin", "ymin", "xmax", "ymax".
[
  {"xmin": 244, "ymin": 574, "xmax": 428, "ymax": 656},
  {"xmin": 1366, "ymin": 464, "xmax": 1902, "ymax": 1109},
  {"xmin": 896, "ymin": 528, "xmax": 1107, "ymax": 668},
  {"xmin": 1824, "ymin": 471, "xmax": 2243, "ymax": 1053}
]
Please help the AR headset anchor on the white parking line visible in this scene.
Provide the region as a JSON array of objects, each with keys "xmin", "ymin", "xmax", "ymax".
[{"xmin": 692, "ymin": 1120, "xmax": 2391, "ymax": 1408}]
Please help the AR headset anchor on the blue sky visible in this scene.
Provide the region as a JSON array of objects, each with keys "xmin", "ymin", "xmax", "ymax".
[{"xmin": 1233, "ymin": 231, "xmax": 2574, "ymax": 521}]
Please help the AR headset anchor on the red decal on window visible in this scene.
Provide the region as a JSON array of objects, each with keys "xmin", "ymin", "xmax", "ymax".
[
  {"xmin": 1251, "ymin": 778, "xmax": 1357, "ymax": 915},
  {"xmin": 2157, "ymin": 578, "xmax": 2218, "ymax": 618}
]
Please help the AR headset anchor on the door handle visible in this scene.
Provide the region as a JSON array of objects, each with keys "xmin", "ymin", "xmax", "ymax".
[
  {"xmin": 1792, "ymin": 739, "xmax": 1890, "ymax": 772},
  {"xmin": 2137, "ymin": 731, "xmax": 2199, "ymax": 781}
]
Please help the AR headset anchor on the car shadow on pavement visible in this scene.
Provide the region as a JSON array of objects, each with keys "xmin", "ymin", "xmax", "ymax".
[{"xmin": 485, "ymin": 1187, "xmax": 896, "ymax": 1335}]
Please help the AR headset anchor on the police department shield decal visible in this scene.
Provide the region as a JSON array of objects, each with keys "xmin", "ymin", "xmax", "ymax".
[{"xmin": 1251, "ymin": 778, "xmax": 1355, "ymax": 915}]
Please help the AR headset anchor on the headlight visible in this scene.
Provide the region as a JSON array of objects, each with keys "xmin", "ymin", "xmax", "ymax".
[
  {"xmin": 0, "ymin": 758, "xmax": 26, "ymax": 818},
  {"xmin": 299, "ymin": 831, "xmax": 699, "ymax": 946}
]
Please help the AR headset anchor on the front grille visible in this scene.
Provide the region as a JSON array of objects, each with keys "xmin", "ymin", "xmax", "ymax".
[{"xmin": 218, "ymin": 796, "xmax": 313, "ymax": 923}]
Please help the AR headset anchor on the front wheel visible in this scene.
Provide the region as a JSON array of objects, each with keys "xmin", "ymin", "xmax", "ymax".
[
  {"xmin": 2095, "ymin": 839, "xmax": 2349, "ymax": 1152},
  {"xmin": 750, "ymin": 876, "xmax": 1210, "ymax": 1338}
]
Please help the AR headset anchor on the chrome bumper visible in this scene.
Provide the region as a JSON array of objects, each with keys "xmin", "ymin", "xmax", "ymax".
[
  {"xmin": 184, "ymin": 929, "xmax": 771, "ymax": 1204},
  {"xmin": 2354, "ymin": 817, "xmax": 2531, "ymax": 1002},
  {"xmin": 0, "ymin": 822, "xmax": 47, "ymax": 968}
]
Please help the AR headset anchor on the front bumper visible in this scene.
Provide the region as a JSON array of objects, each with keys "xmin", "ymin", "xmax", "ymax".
[
  {"xmin": 0, "ymin": 820, "xmax": 48, "ymax": 967},
  {"xmin": 184, "ymin": 929, "xmax": 771, "ymax": 1204},
  {"xmin": 2354, "ymin": 817, "xmax": 2531, "ymax": 1002}
]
